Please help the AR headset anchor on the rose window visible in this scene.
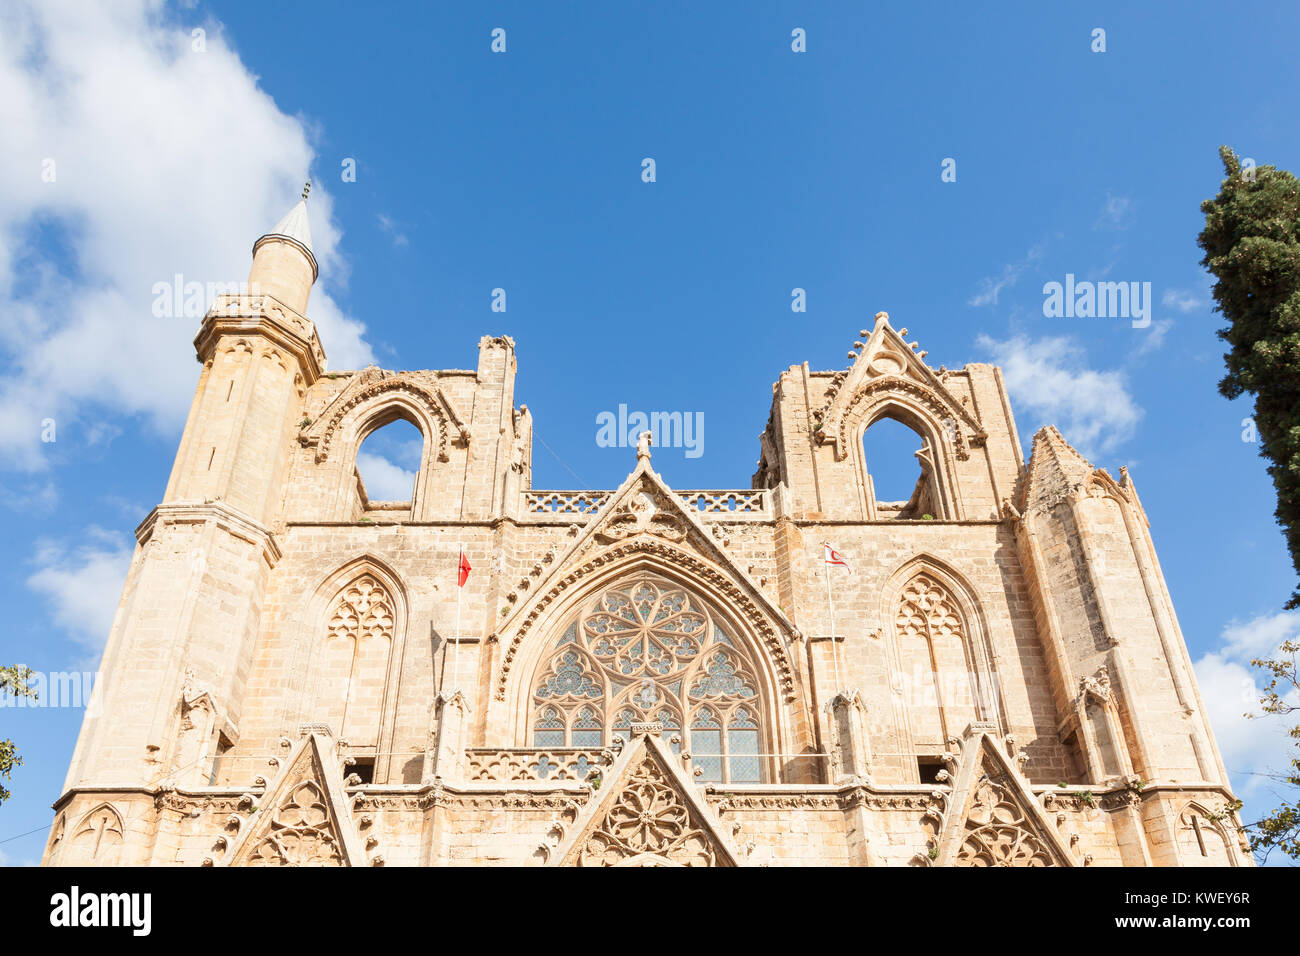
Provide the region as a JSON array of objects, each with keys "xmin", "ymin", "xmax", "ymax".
[{"xmin": 530, "ymin": 576, "xmax": 762, "ymax": 783}]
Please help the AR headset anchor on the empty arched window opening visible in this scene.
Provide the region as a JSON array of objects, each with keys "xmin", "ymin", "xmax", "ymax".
[
  {"xmin": 863, "ymin": 417, "xmax": 939, "ymax": 519},
  {"xmin": 355, "ymin": 418, "xmax": 423, "ymax": 505}
]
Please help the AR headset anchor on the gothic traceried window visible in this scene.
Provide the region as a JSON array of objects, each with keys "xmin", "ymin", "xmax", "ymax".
[
  {"xmin": 319, "ymin": 574, "xmax": 395, "ymax": 745},
  {"xmin": 894, "ymin": 572, "xmax": 990, "ymax": 748},
  {"xmin": 530, "ymin": 576, "xmax": 763, "ymax": 783}
]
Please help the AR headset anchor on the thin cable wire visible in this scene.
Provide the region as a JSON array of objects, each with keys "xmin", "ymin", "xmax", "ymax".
[{"xmin": 534, "ymin": 431, "xmax": 588, "ymax": 489}]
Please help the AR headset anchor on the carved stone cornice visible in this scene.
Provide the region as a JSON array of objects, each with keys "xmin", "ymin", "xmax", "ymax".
[
  {"xmin": 135, "ymin": 500, "xmax": 282, "ymax": 567},
  {"xmin": 194, "ymin": 293, "xmax": 325, "ymax": 383}
]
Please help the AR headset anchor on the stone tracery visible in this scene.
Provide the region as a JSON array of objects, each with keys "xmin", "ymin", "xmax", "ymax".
[
  {"xmin": 955, "ymin": 772, "xmax": 1056, "ymax": 867},
  {"xmin": 529, "ymin": 576, "xmax": 763, "ymax": 783},
  {"xmin": 575, "ymin": 754, "xmax": 723, "ymax": 867}
]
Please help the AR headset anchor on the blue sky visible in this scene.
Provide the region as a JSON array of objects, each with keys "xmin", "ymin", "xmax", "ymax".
[{"xmin": 2, "ymin": 1, "xmax": 1299, "ymax": 864}]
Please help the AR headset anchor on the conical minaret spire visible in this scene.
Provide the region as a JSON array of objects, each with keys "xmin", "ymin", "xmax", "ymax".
[{"xmin": 247, "ymin": 181, "xmax": 318, "ymax": 314}]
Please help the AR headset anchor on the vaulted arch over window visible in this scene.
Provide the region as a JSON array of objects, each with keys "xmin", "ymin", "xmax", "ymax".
[
  {"xmin": 349, "ymin": 412, "xmax": 427, "ymax": 521},
  {"xmin": 529, "ymin": 576, "xmax": 764, "ymax": 783}
]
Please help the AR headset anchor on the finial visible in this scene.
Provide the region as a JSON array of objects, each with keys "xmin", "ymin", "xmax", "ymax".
[
  {"xmin": 301, "ymin": 179, "xmax": 311, "ymax": 201},
  {"xmin": 636, "ymin": 431, "xmax": 653, "ymax": 461}
]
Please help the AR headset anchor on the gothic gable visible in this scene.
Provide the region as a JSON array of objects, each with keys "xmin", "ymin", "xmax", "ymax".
[
  {"xmin": 933, "ymin": 727, "xmax": 1073, "ymax": 867},
  {"xmin": 548, "ymin": 734, "xmax": 742, "ymax": 867},
  {"xmin": 816, "ymin": 312, "xmax": 985, "ymax": 462},
  {"xmin": 224, "ymin": 733, "xmax": 366, "ymax": 867},
  {"xmin": 495, "ymin": 459, "xmax": 799, "ymax": 702}
]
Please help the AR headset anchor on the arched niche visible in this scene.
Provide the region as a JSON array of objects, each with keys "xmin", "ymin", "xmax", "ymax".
[
  {"xmin": 880, "ymin": 555, "xmax": 1005, "ymax": 764},
  {"xmin": 495, "ymin": 549, "xmax": 810, "ymax": 782},
  {"xmin": 289, "ymin": 556, "xmax": 409, "ymax": 782}
]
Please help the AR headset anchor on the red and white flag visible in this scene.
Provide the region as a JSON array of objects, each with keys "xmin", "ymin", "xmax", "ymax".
[
  {"xmin": 823, "ymin": 542, "xmax": 852, "ymax": 573},
  {"xmin": 457, "ymin": 551, "xmax": 472, "ymax": 588}
]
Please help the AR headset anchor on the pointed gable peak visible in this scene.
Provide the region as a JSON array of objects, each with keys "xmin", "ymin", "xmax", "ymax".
[
  {"xmin": 816, "ymin": 312, "xmax": 986, "ymax": 461},
  {"xmin": 1024, "ymin": 425, "xmax": 1095, "ymax": 512},
  {"xmin": 221, "ymin": 732, "xmax": 367, "ymax": 867},
  {"xmin": 494, "ymin": 456, "xmax": 799, "ymax": 703},
  {"xmin": 549, "ymin": 733, "xmax": 743, "ymax": 866},
  {"xmin": 931, "ymin": 727, "xmax": 1075, "ymax": 867}
]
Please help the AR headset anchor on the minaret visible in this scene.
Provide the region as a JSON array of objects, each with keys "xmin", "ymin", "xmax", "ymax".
[
  {"xmin": 165, "ymin": 184, "xmax": 326, "ymax": 518},
  {"xmin": 247, "ymin": 180, "xmax": 318, "ymax": 314},
  {"xmin": 58, "ymin": 187, "xmax": 328, "ymax": 820}
]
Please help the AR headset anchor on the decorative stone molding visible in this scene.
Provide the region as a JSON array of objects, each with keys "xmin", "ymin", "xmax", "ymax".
[
  {"xmin": 927, "ymin": 727, "xmax": 1074, "ymax": 867},
  {"xmin": 497, "ymin": 538, "xmax": 797, "ymax": 702},
  {"xmin": 300, "ymin": 372, "xmax": 469, "ymax": 464},
  {"xmin": 819, "ymin": 375, "xmax": 986, "ymax": 463},
  {"xmin": 547, "ymin": 734, "xmax": 743, "ymax": 867},
  {"xmin": 196, "ymin": 293, "xmax": 326, "ymax": 381}
]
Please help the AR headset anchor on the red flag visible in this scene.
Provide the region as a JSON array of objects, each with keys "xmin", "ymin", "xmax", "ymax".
[{"xmin": 457, "ymin": 551, "xmax": 471, "ymax": 587}]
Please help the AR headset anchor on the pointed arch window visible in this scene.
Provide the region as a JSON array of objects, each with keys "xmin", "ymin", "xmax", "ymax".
[
  {"xmin": 529, "ymin": 576, "xmax": 764, "ymax": 783},
  {"xmin": 318, "ymin": 574, "xmax": 395, "ymax": 746},
  {"xmin": 862, "ymin": 415, "xmax": 944, "ymax": 519},
  {"xmin": 893, "ymin": 572, "xmax": 995, "ymax": 748}
]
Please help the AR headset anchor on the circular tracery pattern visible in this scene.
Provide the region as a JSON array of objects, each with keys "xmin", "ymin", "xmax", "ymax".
[{"xmin": 530, "ymin": 577, "xmax": 763, "ymax": 783}]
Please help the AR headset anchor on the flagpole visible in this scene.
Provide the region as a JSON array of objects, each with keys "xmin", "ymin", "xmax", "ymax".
[
  {"xmin": 824, "ymin": 545, "xmax": 842, "ymax": 695},
  {"xmin": 453, "ymin": 542, "xmax": 464, "ymax": 695}
]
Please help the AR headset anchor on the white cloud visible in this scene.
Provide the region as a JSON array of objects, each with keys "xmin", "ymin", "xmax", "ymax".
[
  {"xmin": 0, "ymin": 845, "xmax": 41, "ymax": 868},
  {"xmin": 1162, "ymin": 287, "xmax": 1208, "ymax": 314},
  {"xmin": 967, "ymin": 243, "xmax": 1045, "ymax": 307},
  {"xmin": 1094, "ymin": 191, "xmax": 1134, "ymax": 230},
  {"xmin": 1135, "ymin": 318, "xmax": 1174, "ymax": 356},
  {"xmin": 976, "ymin": 334, "xmax": 1143, "ymax": 459},
  {"xmin": 377, "ymin": 213, "xmax": 409, "ymax": 248},
  {"xmin": 1194, "ymin": 611, "xmax": 1300, "ymax": 809},
  {"xmin": 26, "ymin": 526, "xmax": 133, "ymax": 660},
  {"xmin": 0, "ymin": 1, "xmax": 375, "ymax": 471},
  {"xmin": 356, "ymin": 451, "xmax": 416, "ymax": 501}
]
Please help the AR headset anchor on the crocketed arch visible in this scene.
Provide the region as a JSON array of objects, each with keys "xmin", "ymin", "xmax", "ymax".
[
  {"xmin": 882, "ymin": 555, "xmax": 1004, "ymax": 750},
  {"xmin": 851, "ymin": 392, "xmax": 963, "ymax": 520},
  {"xmin": 305, "ymin": 376, "xmax": 469, "ymax": 520},
  {"xmin": 501, "ymin": 549, "xmax": 802, "ymax": 782},
  {"xmin": 527, "ymin": 573, "xmax": 766, "ymax": 783},
  {"xmin": 293, "ymin": 557, "xmax": 408, "ymax": 776},
  {"xmin": 313, "ymin": 377, "xmax": 464, "ymax": 465}
]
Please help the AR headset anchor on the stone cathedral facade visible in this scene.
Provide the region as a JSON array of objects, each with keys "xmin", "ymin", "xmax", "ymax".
[{"xmin": 44, "ymin": 193, "xmax": 1247, "ymax": 868}]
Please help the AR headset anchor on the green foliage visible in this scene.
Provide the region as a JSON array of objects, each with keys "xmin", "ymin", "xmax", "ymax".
[
  {"xmin": 1243, "ymin": 639, "xmax": 1300, "ymax": 862},
  {"xmin": 1199, "ymin": 146, "xmax": 1300, "ymax": 609},
  {"xmin": 0, "ymin": 665, "xmax": 38, "ymax": 804},
  {"xmin": 1072, "ymin": 790, "xmax": 1095, "ymax": 808}
]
